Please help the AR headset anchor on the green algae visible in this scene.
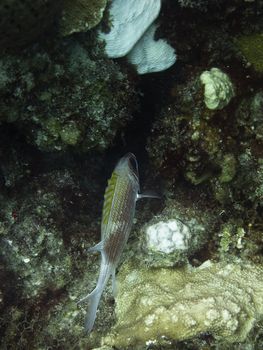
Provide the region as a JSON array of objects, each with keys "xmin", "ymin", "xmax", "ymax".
[
  {"xmin": 218, "ymin": 154, "xmax": 237, "ymax": 183},
  {"xmin": 236, "ymin": 34, "xmax": 263, "ymax": 73},
  {"xmin": 218, "ymin": 222, "xmax": 245, "ymax": 254},
  {"xmin": 60, "ymin": 122, "xmax": 81, "ymax": 146}
]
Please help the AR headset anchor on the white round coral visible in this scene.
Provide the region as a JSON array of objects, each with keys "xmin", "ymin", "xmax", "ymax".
[{"xmin": 146, "ymin": 219, "xmax": 191, "ymax": 254}]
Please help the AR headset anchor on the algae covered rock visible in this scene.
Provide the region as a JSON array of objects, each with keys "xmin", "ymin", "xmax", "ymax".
[
  {"xmin": 0, "ymin": 37, "xmax": 137, "ymax": 152},
  {"xmin": 236, "ymin": 33, "xmax": 263, "ymax": 73},
  {"xmin": 103, "ymin": 260, "xmax": 263, "ymax": 348},
  {"xmin": 59, "ymin": 0, "xmax": 108, "ymax": 36},
  {"xmin": 218, "ymin": 221, "xmax": 246, "ymax": 255},
  {"xmin": 236, "ymin": 90, "xmax": 263, "ymax": 142},
  {"xmin": 0, "ymin": 171, "xmax": 74, "ymax": 300},
  {"xmin": 146, "ymin": 72, "xmax": 237, "ymax": 188},
  {"xmin": 218, "ymin": 153, "xmax": 237, "ymax": 183},
  {"xmin": 0, "ymin": 162, "xmax": 106, "ymax": 349}
]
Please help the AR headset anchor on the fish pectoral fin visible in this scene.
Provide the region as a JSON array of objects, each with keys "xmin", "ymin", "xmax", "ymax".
[
  {"xmin": 87, "ymin": 241, "xmax": 104, "ymax": 254},
  {"xmin": 137, "ymin": 190, "xmax": 162, "ymax": 200}
]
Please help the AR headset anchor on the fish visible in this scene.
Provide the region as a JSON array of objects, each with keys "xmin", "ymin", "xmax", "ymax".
[{"xmin": 78, "ymin": 152, "xmax": 160, "ymax": 333}]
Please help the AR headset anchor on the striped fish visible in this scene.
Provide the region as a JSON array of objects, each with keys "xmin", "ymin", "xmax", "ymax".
[{"xmin": 78, "ymin": 153, "xmax": 159, "ymax": 332}]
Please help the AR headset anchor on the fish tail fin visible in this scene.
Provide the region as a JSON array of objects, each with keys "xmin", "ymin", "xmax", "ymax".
[
  {"xmin": 78, "ymin": 252, "xmax": 112, "ymax": 333},
  {"xmin": 78, "ymin": 287, "xmax": 103, "ymax": 333}
]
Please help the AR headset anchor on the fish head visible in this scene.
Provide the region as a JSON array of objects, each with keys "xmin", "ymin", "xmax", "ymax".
[{"xmin": 115, "ymin": 152, "xmax": 139, "ymax": 187}]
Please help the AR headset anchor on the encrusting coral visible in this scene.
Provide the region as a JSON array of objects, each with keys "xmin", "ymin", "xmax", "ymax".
[
  {"xmin": 103, "ymin": 260, "xmax": 263, "ymax": 348},
  {"xmin": 59, "ymin": 0, "xmax": 107, "ymax": 36}
]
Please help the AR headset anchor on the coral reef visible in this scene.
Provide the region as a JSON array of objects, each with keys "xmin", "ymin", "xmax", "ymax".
[
  {"xmin": 0, "ymin": 159, "xmax": 111, "ymax": 349},
  {"xmin": 146, "ymin": 71, "xmax": 231, "ymax": 187},
  {"xmin": 0, "ymin": 37, "xmax": 137, "ymax": 152},
  {"xmin": 1, "ymin": 0, "xmax": 263, "ymax": 349},
  {"xmin": 103, "ymin": 260, "xmax": 263, "ymax": 347},
  {"xmin": 0, "ymin": 0, "xmax": 108, "ymax": 50},
  {"xmin": 59, "ymin": 0, "xmax": 107, "ymax": 36},
  {"xmin": 0, "ymin": 170, "xmax": 74, "ymax": 301}
]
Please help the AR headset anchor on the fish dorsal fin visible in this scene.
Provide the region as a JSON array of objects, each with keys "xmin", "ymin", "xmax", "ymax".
[{"xmin": 102, "ymin": 171, "xmax": 118, "ymax": 227}]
